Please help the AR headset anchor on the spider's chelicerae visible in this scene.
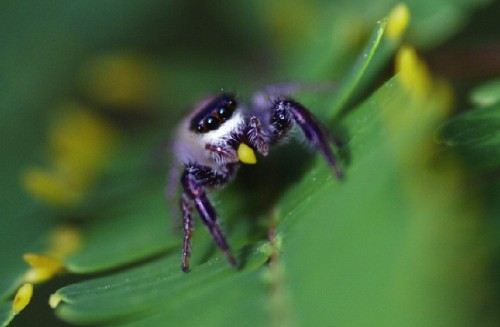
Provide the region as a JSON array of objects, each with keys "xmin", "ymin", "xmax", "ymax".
[{"xmin": 170, "ymin": 85, "xmax": 343, "ymax": 272}]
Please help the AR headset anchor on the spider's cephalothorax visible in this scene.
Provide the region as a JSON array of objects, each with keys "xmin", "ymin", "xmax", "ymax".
[{"xmin": 171, "ymin": 87, "xmax": 343, "ymax": 272}]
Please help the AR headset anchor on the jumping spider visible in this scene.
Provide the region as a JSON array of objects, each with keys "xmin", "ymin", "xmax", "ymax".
[{"xmin": 170, "ymin": 85, "xmax": 343, "ymax": 272}]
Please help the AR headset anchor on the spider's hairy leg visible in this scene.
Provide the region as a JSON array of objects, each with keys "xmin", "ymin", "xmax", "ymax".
[
  {"xmin": 180, "ymin": 165, "xmax": 237, "ymax": 271},
  {"xmin": 180, "ymin": 193, "xmax": 194, "ymax": 272},
  {"xmin": 275, "ymin": 99, "xmax": 343, "ymax": 179}
]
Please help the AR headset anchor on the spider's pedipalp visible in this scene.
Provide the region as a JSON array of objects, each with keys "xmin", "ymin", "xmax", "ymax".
[{"xmin": 247, "ymin": 116, "xmax": 269, "ymax": 155}]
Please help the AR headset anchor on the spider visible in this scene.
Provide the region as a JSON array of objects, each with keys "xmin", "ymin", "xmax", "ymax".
[{"xmin": 170, "ymin": 85, "xmax": 343, "ymax": 272}]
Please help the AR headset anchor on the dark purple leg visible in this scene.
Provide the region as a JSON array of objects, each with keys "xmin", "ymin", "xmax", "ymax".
[
  {"xmin": 277, "ymin": 99, "xmax": 343, "ymax": 179},
  {"xmin": 181, "ymin": 167, "xmax": 237, "ymax": 271},
  {"xmin": 181, "ymin": 193, "xmax": 194, "ymax": 272}
]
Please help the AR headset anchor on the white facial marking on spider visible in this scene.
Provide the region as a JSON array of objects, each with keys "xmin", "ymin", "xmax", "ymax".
[{"xmin": 170, "ymin": 86, "xmax": 343, "ymax": 272}]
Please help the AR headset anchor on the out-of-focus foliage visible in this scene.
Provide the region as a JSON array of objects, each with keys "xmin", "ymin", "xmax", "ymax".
[{"xmin": 1, "ymin": 1, "xmax": 499, "ymax": 326}]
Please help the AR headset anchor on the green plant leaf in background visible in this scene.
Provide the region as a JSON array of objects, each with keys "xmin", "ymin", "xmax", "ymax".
[
  {"xmin": 282, "ymin": 77, "xmax": 484, "ymax": 326},
  {"xmin": 1, "ymin": 0, "xmax": 499, "ymax": 326},
  {"xmin": 438, "ymin": 78, "xmax": 500, "ymax": 173},
  {"xmin": 52, "ymin": 246, "xmax": 270, "ymax": 326},
  {"xmin": 40, "ymin": 9, "xmax": 404, "ymax": 326},
  {"xmin": 0, "ymin": 302, "xmax": 14, "ymax": 327},
  {"xmin": 470, "ymin": 77, "xmax": 500, "ymax": 107}
]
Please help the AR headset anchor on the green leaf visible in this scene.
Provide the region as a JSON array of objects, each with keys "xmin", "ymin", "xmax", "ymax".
[
  {"xmin": 281, "ymin": 77, "xmax": 485, "ymax": 326},
  {"xmin": 0, "ymin": 301, "xmax": 15, "ymax": 327},
  {"xmin": 438, "ymin": 87, "xmax": 500, "ymax": 172},
  {"xmin": 54, "ymin": 246, "xmax": 269, "ymax": 325},
  {"xmin": 470, "ymin": 77, "xmax": 500, "ymax": 107},
  {"xmin": 2, "ymin": 1, "xmax": 498, "ymax": 327},
  {"xmin": 406, "ymin": 0, "xmax": 492, "ymax": 47},
  {"xmin": 64, "ymin": 186, "xmax": 178, "ymax": 273},
  {"xmin": 0, "ymin": 205, "xmax": 56, "ymax": 301},
  {"xmin": 328, "ymin": 19, "xmax": 388, "ymax": 118}
]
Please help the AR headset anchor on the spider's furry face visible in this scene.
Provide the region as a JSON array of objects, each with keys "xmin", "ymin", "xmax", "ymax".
[{"xmin": 173, "ymin": 93, "xmax": 255, "ymax": 172}]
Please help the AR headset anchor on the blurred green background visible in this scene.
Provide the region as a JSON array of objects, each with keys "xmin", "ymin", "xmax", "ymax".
[{"xmin": 1, "ymin": 1, "xmax": 499, "ymax": 326}]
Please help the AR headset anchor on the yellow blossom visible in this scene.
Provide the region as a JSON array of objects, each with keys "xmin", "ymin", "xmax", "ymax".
[
  {"xmin": 22, "ymin": 167, "xmax": 83, "ymax": 206},
  {"xmin": 22, "ymin": 226, "xmax": 82, "ymax": 283},
  {"xmin": 80, "ymin": 52, "xmax": 157, "ymax": 110},
  {"xmin": 23, "ymin": 253, "xmax": 64, "ymax": 283},
  {"xmin": 12, "ymin": 283, "xmax": 33, "ymax": 314},
  {"xmin": 395, "ymin": 45, "xmax": 454, "ymax": 108},
  {"xmin": 49, "ymin": 104, "xmax": 119, "ymax": 177},
  {"xmin": 395, "ymin": 45, "xmax": 432, "ymax": 98},
  {"xmin": 22, "ymin": 102, "xmax": 119, "ymax": 206},
  {"xmin": 47, "ymin": 225, "xmax": 82, "ymax": 259},
  {"xmin": 386, "ymin": 3, "xmax": 410, "ymax": 40}
]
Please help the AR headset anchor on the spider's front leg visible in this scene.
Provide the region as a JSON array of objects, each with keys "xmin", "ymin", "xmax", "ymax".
[
  {"xmin": 180, "ymin": 192, "xmax": 194, "ymax": 271},
  {"xmin": 272, "ymin": 98, "xmax": 343, "ymax": 179},
  {"xmin": 180, "ymin": 164, "xmax": 237, "ymax": 272}
]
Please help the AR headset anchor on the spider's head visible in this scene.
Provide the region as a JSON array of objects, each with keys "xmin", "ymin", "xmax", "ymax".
[{"xmin": 181, "ymin": 93, "xmax": 256, "ymax": 165}]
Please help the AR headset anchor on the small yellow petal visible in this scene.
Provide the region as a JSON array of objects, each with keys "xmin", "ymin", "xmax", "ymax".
[
  {"xmin": 23, "ymin": 253, "xmax": 63, "ymax": 269},
  {"xmin": 50, "ymin": 104, "xmax": 119, "ymax": 176},
  {"xmin": 80, "ymin": 52, "xmax": 156, "ymax": 109},
  {"xmin": 237, "ymin": 143, "xmax": 257, "ymax": 164},
  {"xmin": 22, "ymin": 167, "xmax": 82, "ymax": 206},
  {"xmin": 23, "ymin": 268, "xmax": 55, "ymax": 284},
  {"xmin": 22, "ymin": 103, "xmax": 121, "ymax": 207},
  {"xmin": 20, "ymin": 228, "xmax": 81, "ymax": 284},
  {"xmin": 12, "ymin": 283, "xmax": 33, "ymax": 314},
  {"xmin": 386, "ymin": 3, "xmax": 410, "ymax": 40},
  {"xmin": 395, "ymin": 45, "xmax": 432, "ymax": 98},
  {"xmin": 23, "ymin": 254, "xmax": 64, "ymax": 283},
  {"xmin": 48, "ymin": 226, "xmax": 82, "ymax": 259}
]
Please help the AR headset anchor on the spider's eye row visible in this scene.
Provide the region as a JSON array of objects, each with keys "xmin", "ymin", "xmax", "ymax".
[
  {"xmin": 191, "ymin": 94, "xmax": 238, "ymax": 134},
  {"xmin": 195, "ymin": 115, "xmax": 221, "ymax": 133}
]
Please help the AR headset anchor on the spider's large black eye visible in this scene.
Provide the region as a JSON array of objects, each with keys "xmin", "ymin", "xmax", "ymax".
[
  {"xmin": 217, "ymin": 98, "xmax": 236, "ymax": 121},
  {"xmin": 217, "ymin": 107, "xmax": 230, "ymax": 121},
  {"xmin": 195, "ymin": 115, "xmax": 220, "ymax": 133},
  {"xmin": 190, "ymin": 93, "xmax": 238, "ymax": 134},
  {"xmin": 204, "ymin": 115, "xmax": 220, "ymax": 131}
]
